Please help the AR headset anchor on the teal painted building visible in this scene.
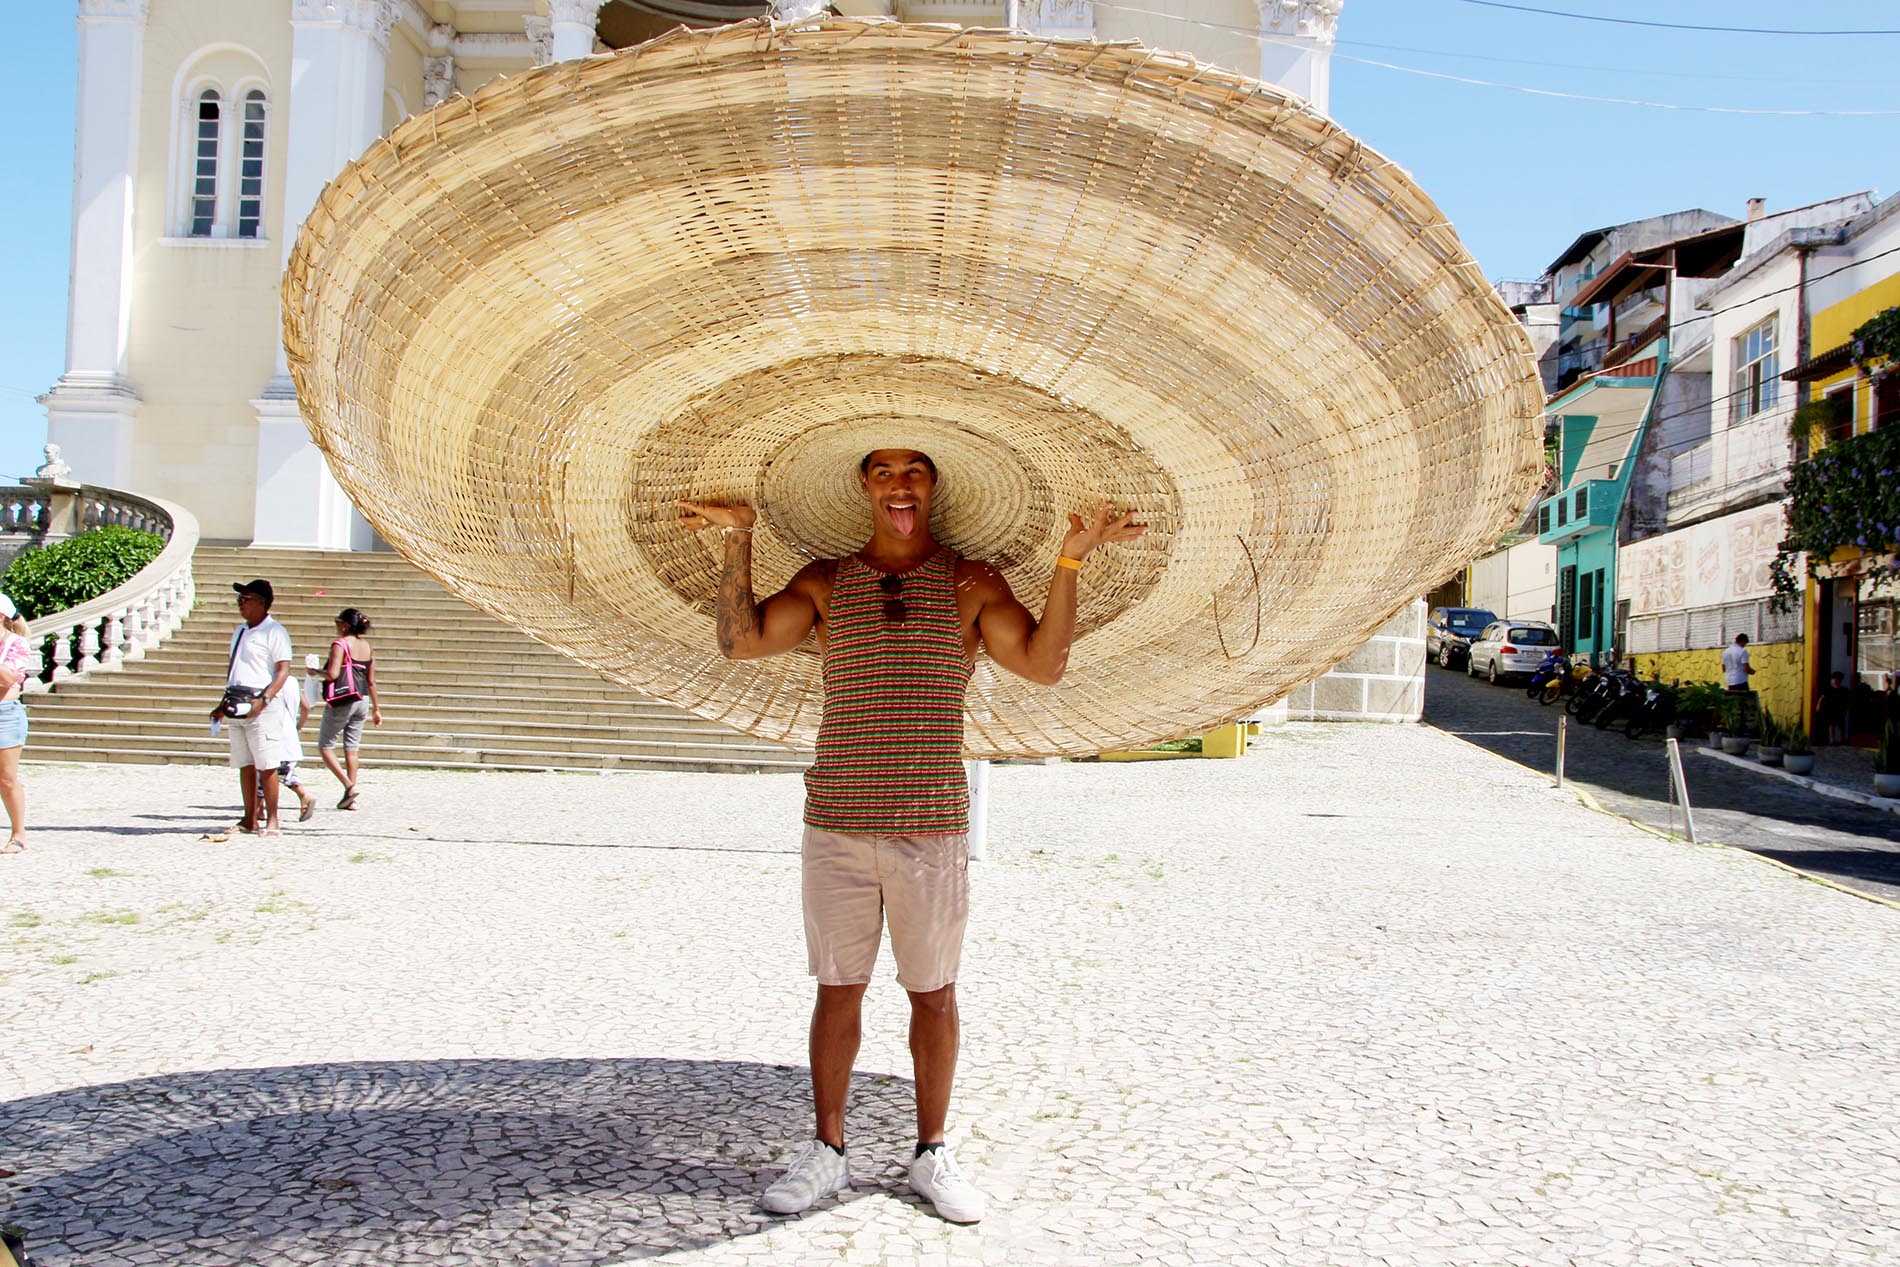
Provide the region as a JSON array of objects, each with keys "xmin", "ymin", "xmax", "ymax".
[{"xmin": 1536, "ymin": 349, "xmax": 1664, "ymax": 662}]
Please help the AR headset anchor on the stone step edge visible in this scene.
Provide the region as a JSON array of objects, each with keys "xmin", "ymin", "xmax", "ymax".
[{"xmin": 23, "ymin": 750, "xmax": 808, "ymax": 774}]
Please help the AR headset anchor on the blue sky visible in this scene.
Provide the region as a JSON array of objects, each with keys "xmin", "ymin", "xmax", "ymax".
[{"xmin": 2, "ymin": 1, "xmax": 1895, "ymax": 483}]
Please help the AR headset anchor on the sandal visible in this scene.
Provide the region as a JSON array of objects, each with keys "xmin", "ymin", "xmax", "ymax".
[
  {"xmin": 0, "ymin": 839, "xmax": 24, "ymax": 854},
  {"xmin": 338, "ymin": 787, "xmax": 358, "ymax": 811},
  {"xmin": 299, "ymin": 797, "xmax": 317, "ymax": 823}
]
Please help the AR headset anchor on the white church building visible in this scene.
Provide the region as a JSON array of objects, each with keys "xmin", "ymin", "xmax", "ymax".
[{"xmin": 45, "ymin": 0, "xmax": 1341, "ymax": 549}]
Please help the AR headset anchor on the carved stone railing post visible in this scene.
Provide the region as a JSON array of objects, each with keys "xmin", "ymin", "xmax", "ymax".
[
  {"xmin": 20, "ymin": 637, "xmax": 47, "ymax": 696},
  {"xmin": 49, "ymin": 627, "xmax": 74, "ymax": 683},
  {"xmin": 76, "ymin": 622, "xmax": 102, "ymax": 675},
  {"xmin": 100, "ymin": 609, "xmax": 127, "ymax": 670},
  {"xmin": 130, "ymin": 595, "xmax": 157, "ymax": 656}
]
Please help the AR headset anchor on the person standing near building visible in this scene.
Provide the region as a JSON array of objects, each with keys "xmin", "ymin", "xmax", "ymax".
[
  {"xmin": 679, "ymin": 449, "xmax": 1144, "ymax": 1224},
  {"xmin": 1816, "ymin": 670, "xmax": 1851, "ymax": 746},
  {"xmin": 213, "ymin": 580, "xmax": 296, "ymax": 836},
  {"xmin": 1722, "ymin": 633, "xmax": 1755, "ymax": 694}
]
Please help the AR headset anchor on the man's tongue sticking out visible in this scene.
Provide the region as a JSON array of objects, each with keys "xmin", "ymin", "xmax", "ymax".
[{"xmin": 889, "ymin": 504, "xmax": 918, "ymax": 537}]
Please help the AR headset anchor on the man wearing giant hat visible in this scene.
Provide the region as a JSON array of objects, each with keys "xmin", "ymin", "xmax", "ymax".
[
  {"xmin": 682, "ymin": 452, "xmax": 1144, "ymax": 1219},
  {"xmin": 284, "ymin": 15, "xmax": 1543, "ymax": 1231}
]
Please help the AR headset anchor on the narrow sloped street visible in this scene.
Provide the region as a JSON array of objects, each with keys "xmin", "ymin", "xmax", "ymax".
[{"xmin": 1423, "ymin": 662, "xmax": 1900, "ymax": 905}]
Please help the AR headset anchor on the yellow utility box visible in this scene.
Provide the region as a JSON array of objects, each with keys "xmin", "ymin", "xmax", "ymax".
[{"xmin": 1200, "ymin": 723, "xmax": 1248, "ymax": 759}]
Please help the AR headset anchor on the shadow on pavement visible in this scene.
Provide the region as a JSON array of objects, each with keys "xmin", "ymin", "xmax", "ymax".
[
  {"xmin": 1424, "ymin": 664, "xmax": 1900, "ymax": 904},
  {"xmin": 0, "ymin": 1057, "xmax": 920, "ymax": 1266}
]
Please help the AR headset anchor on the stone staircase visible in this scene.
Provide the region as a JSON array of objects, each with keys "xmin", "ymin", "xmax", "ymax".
[{"xmin": 23, "ymin": 546, "xmax": 809, "ymax": 774}]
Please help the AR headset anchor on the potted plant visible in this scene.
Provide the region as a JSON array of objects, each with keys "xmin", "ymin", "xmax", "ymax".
[
  {"xmin": 1877, "ymin": 716, "xmax": 1900, "ymax": 800},
  {"xmin": 1782, "ymin": 719, "xmax": 1815, "ymax": 775},
  {"xmin": 1755, "ymin": 708, "xmax": 1784, "ymax": 766},
  {"xmin": 1677, "ymin": 680, "xmax": 1723, "ymax": 740},
  {"xmin": 1720, "ymin": 696, "xmax": 1752, "ymax": 755}
]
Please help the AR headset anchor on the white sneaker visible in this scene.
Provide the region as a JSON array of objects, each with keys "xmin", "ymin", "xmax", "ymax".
[
  {"xmin": 908, "ymin": 1144, "xmax": 984, "ymax": 1223},
  {"xmin": 760, "ymin": 1140, "xmax": 849, "ymax": 1215}
]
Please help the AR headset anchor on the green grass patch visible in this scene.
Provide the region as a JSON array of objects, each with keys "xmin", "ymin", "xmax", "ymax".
[
  {"xmin": 87, "ymin": 867, "xmax": 128, "ymax": 879},
  {"xmin": 7, "ymin": 913, "xmax": 41, "ymax": 929},
  {"xmin": 79, "ymin": 909, "xmax": 140, "ymax": 926}
]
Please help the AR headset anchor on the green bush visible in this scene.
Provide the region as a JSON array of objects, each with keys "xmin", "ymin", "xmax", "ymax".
[
  {"xmin": 1880, "ymin": 716, "xmax": 1900, "ymax": 776},
  {"xmin": 0, "ymin": 526, "xmax": 167, "ymax": 620},
  {"xmin": 1782, "ymin": 719, "xmax": 1813, "ymax": 755}
]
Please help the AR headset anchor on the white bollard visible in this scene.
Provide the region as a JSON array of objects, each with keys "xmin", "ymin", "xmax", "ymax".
[
  {"xmin": 965, "ymin": 758, "xmax": 990, "ymax": 862},
  {"xmin": 1666, "ymin": 737, "xmax": 1698, "ymax": 844}
]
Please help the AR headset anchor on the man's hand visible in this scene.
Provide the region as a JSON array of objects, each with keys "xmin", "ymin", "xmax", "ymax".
[
  {"xmin": 678, "ymin": 500, "xmax": 758, "ymax": 533},
  {"xmin": 1059, "ymin": 504, "xmax": 1148, "ymax": 561},
  {"xmin": 677, "ymin": 499, "xmax": 820, "ymax": 659}
]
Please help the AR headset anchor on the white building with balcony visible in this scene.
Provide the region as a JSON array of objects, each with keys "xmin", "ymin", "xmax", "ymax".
[{"xmin": 1616, "ymin": 191, "xmax": 1875, "ymax": 717}]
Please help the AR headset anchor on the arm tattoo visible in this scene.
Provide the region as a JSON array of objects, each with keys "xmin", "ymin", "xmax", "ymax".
[{"xmin": 716, "ymin": 535, "xmax": 761, "ymax": 656}]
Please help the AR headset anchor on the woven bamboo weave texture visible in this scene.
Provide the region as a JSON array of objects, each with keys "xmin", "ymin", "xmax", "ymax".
[{"xmin": 284, "ymin": 18, "xmax": 1546, "ymax": 758}]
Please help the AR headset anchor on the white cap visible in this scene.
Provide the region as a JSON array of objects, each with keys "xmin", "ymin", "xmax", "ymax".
[{"xmin": 0, "ymin": 593, "xmax": 16, "ymax": 620}]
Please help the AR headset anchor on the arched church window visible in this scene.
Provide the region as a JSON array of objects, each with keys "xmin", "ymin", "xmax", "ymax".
[
  {"xmin": 189, "ymin": 88, "xmax": 222, "ymax": 237},
  {"xmin": 237, "ymin": 89, "xmax": 267, "ymax": 239}
]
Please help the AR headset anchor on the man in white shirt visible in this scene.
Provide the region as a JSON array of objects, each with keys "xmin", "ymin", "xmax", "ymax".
[
  {"xmin": 211, "ymin": 579, "xmax": 296, "ymax": 835},
  {"xmin": 1721, "ymin": 633, "xmax": 1755, "ymax": 694}
]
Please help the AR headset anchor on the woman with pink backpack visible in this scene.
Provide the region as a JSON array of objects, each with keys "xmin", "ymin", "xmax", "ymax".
[{"xmin": 319, "ymin": 607, "xmax": 382, "ymax": 809}]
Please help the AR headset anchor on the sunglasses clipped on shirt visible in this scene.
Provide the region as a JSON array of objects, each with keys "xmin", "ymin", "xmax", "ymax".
[{"xmin": 878, "ymin": 572, "xmax": 906, "ymax": 624}]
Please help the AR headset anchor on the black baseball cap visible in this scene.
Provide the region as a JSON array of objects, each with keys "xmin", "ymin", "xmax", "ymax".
[{"xmin": 233, "ymin": 579, "xmax": 274, "ymax": 607}]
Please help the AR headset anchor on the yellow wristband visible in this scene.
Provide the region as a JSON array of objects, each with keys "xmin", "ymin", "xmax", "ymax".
[{"xmin": 1055, "ymin": 556, "xmax": 1082, "ymax": 571}]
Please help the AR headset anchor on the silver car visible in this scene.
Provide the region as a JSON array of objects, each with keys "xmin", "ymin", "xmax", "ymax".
[{"xmin": 1464, "ymin": 619, "xmax": 1561, "ymax": 684}]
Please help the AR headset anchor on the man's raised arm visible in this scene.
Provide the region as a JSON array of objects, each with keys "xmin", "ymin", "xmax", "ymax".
[
  {"xmin": 678, "ymin": 500, "xmax": 821, "ymax": 659},
  {"xmin": 978, "ymin": 505, "xmax": 1147, "ymax": 685}
]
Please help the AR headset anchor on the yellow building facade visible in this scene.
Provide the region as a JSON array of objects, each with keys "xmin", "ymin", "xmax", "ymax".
[{"xmin": 1782, "ymin": 195, "xmax": 1900, "ymax": 739}]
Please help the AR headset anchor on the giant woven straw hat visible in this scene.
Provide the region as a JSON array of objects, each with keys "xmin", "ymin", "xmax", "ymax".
[{"xmin": 285, "ymin": 18, "xmax": 1543, "ymax": 758}]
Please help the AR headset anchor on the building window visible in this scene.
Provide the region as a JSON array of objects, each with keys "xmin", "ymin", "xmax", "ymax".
[
  {"xmin": 1731, "ymin": 316, "xmax": 1780, "ymax": 422},
  {"xmin": 172, "ymin": 60, "xmax": 269, "ymax": 240},
  {"xmin": 1575, "ymin": 485, "xmax": 1589, "ymax": 517},
  {"xmin": 236, "ymin": 90, "xmax": 266, "ymax": 239},
  {"xmin": 189, "ymin": 89, "xmax": 222, "ymax": 237}
]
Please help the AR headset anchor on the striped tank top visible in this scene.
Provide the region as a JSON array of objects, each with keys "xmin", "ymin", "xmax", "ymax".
[{"xmin": 803, "ymin": 548, "xmax": 973, "ymax": 834}]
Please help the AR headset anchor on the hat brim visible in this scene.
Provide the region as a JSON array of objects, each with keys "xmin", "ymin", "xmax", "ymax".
[{"xmin": 285, "ymin": 19, "xmax": 1543, "ymax": 758}]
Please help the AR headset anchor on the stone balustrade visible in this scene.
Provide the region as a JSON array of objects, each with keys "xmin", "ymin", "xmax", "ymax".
[{"xmin": 0, "ymin": 481, "xmax": 200, "ymax": 694}]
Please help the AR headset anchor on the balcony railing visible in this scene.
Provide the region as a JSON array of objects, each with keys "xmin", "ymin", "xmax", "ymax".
[
  {"xmin": 1666, "ymin": 411, "xmax": 1791, "ymax": 523},
  {"xmin": 1536, "ymin": 478, "xmax": 1619, "ymax": 543}
]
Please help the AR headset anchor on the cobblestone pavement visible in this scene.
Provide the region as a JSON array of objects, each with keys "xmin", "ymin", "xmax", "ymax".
[
  {"xmin": 1424, "ymin": 663, "xmax": 1900, "ymax": 905},
  {"xmin": 3, "ymin": 724, "xmax": 1898, "ymax": 1266}
]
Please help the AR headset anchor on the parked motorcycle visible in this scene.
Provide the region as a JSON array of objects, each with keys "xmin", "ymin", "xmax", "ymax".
[
  {"xmin": 1529, "ymin": 653, "xmax": 1589, "ymax": 706},
  {"xmin": 1525, "ymin": 650, "xmax": 1568, "ymax": 702},
  {"xmin": 1568, "ymin": 666, "xmax": 1621, "ymax": 721},
  {"xmin": 1591, "ymin": 668, "xmax": 1644, "ymax": 729},
  {"xmin": 1623, "ymin": 679, "xmax": 1679, "ymax": 740}
]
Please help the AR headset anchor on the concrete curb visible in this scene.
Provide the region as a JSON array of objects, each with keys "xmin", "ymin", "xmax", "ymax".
[{"xmin": 1692, "ymin": 745, "xmax": 1900, "ymax": 818}]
